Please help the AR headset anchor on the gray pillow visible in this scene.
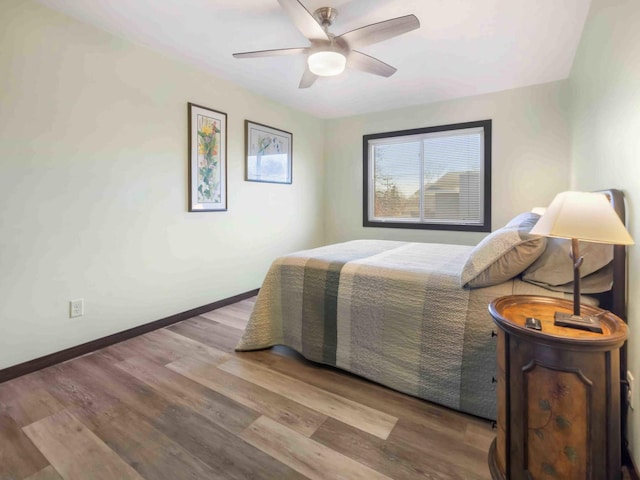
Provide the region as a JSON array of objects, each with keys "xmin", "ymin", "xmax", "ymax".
[
  {"xmin": 524, "ymin": 263, "xmax": 613, "ymax": 294},
  {"xmin": 461, "ymin": 212, "xmax": 548, "ymax": 288},
  {"xmin": 521, "ymin": 238, "xmax": 613, "ymax": 287}
]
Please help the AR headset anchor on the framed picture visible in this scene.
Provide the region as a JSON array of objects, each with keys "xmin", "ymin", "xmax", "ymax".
[
  {"xmin": 188, "ymin": 103, "xmax": 227, "ymax": 211},
  {"xmin": 245, "ymin": 120, "xmax": 292, "ymax": 184}
]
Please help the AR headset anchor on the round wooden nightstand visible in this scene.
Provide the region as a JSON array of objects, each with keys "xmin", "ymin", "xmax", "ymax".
[{"xmin": 488, "ymin": 295, "xmax": 627, "ymax": 480}]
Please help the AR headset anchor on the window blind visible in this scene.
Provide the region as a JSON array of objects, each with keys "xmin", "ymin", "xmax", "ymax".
[{"xmin": 367, "ymin": 125, "xmax": 487, "ymax": 228}]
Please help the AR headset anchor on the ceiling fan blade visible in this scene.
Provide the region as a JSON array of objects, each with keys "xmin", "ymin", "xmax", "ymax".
[
  {"xmin": 337, "ymin": 14, "xmax": 420, "ymax": 49},
  {"xmin": 347, "ymin": 51, "xmax": 397, "ymax": 77},
  {"xmin": 233, "ymin": 47, "xmax": 308, "ymax": 59},
  {"xmin": 277, "ymin": 0, "xmax": 329, "ymax": 41},
  {"xmin": 299, "ymin": 66, "xmax": 318, "ymax": 88}
]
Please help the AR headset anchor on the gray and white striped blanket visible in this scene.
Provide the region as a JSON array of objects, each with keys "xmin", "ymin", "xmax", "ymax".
[{"xmin": 237, "ymin": 240, "xmax": 566, "ymax": 420}]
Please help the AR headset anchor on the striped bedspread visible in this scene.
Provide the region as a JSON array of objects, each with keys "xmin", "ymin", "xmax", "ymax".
[{"xmin": 237, "ymin": 240, "xmax": 557, "ymax": 420}]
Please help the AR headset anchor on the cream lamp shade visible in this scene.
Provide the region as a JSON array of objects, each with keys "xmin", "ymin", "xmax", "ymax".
[
  {"xmin": 530, "ymin": 190, "xmax": 633, "ymax": 332},
  {"xmin": 530, "ymin": 191, "xmax": 634, "ymax": 245}
]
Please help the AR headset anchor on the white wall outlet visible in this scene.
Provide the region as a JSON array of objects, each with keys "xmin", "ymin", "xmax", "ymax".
[
  {"xmin": 627, "ymin": 370, "xmax": 635, "ymax": 411},
  {"xmin": 70, "ymin": 299, "xmax": 84, "ymax": 318}
]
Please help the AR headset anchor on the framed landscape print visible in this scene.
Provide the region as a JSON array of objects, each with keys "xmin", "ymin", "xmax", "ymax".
[
  {"xmin": 245, "ymin": 120, "xmax": 292, "ymax": 184},
  {"xmin": 188, "ymin": 103, "xmax": 227, "ymax": 211}
]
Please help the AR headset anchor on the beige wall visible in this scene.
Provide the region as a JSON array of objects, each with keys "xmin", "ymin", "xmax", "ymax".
[
  {"xmin": 0, "ymin": 0, "xmax": 325, "ymax": 369},
  {"xmin": 324, "ymin": 81, "xmax": 571, "ymax": 246},
  {"xmin": 569, "ymin": 0, "xmax": 640, "ymax": 460}
]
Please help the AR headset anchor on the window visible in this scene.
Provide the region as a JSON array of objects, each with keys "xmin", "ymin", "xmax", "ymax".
[{"xmin": 363, "ymin": 120, "xmax": 491, "ymax": 232}]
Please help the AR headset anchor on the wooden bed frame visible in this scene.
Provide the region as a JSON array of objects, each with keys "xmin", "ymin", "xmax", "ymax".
[{"xmin": 599, "ymin": 188, "xmax": 630, "ymax": 460}]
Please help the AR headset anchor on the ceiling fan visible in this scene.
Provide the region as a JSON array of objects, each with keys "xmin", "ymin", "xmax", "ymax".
[{"xmin": 232, "ymin": 0, "xmax": 420, "ymax": 88}]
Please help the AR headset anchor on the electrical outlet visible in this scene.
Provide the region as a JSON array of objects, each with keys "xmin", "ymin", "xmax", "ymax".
[
  {"xmin": 628, "ymin": 370, "xmax": 634, "ymax": 411},
  {"xmin": 70, "ymin": 299, "xmax": 84, "ymax": 318}
]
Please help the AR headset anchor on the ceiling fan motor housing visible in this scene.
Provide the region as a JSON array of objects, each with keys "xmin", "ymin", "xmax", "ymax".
[
  {"xmin": 308, "ymin": 7, "xmax": 348, "ymax": 76},
  {"xmin": 313, "ymin": 7, "xmax": 338, "ymax": 28}
]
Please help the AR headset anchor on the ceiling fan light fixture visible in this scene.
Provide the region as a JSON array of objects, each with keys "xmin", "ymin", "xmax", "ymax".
[
  {"xmin": 307, "ymin": 51, "xmax": 346, "ymax": 76},
  {"xmin": 232, "ymin": 1, "xmax": 421, "ymax": 88}
]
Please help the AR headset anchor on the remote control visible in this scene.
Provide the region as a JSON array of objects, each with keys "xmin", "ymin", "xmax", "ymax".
[{"xmin": 525, "ymin": 317, "xmax": 542, "ymax": 330}]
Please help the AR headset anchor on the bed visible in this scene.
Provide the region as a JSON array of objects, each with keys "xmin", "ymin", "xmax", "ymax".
[{"xmin": 236, "ymin": 190, "xmax": 628, "ymax": 422}]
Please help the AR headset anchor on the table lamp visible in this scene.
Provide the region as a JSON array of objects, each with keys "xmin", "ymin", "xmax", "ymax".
[{"xmin": 530, "ymin": 191, "xmax": 634, "ymax": 333}]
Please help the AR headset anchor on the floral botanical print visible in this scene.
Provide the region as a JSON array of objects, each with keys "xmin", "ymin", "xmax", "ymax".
[
  {"xmin": 255, "ymin": 133, "xmax": 284, "ymax": 156},
  {"xmin": 246, "ymin": 121, "xmax": 291, "ymax": 184},
  {"xmin": 197, "ymin": 114, "xmax": 221, "ymax": 203}
]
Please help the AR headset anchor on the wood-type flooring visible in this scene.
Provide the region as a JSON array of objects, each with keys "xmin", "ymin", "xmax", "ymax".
[{"xmin": 0, "ymin": 297, "xmax": 499, "ymax": 479}]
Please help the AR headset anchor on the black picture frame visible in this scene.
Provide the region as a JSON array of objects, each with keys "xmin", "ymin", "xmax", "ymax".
[
  {"xmin": 188, "ymin": 103, "xmax": 228, "ymax": 211},
  {"xmin": 245, "ymin": 120, "xmax": 292, "ymax": 184}
]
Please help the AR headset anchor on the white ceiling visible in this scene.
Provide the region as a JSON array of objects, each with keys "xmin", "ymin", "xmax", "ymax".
[{"xmin": 36, "ymin": 0, "xmax": 592, "ymax": 119}]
